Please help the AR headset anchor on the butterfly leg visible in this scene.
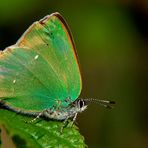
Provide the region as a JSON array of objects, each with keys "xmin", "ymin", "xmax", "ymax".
[
  {"xmin": 26, "ymin": 112, "xmax": 43, "ymax": 123},
  {"xmin": 60, "ymin": 112, "xmax": 78, "ymax": 133},
  {"xmin": 60, "ymin": 116, "xmax": 70, "ymax": 134},
  {"xmin": 70, "ymin": 113, "xmax": 78, "ymax": 127}
]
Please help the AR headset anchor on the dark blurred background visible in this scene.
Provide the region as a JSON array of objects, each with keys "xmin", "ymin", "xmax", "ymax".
[{"xmin": 0, "ymin": 0, "xmax": 148, "ymax": 147}]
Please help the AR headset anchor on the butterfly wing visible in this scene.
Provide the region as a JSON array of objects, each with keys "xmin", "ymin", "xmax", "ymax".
[{"xmin": 0, "ymin": 12, "xmax": 82, "ymax": 112}]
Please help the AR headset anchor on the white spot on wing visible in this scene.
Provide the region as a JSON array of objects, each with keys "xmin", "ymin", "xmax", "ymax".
[
  {"xmin": 34, "ymin": 55, "xmax": 39, "ymax": 60},
  {"xmin": 13, "ymin": 79, "xmax": 16, "ymax": 84}
]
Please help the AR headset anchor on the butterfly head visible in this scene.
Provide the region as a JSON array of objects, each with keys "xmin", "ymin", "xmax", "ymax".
[{"xmin": 74, "ymin": 99, "xmax": 88, "ymax": 113}]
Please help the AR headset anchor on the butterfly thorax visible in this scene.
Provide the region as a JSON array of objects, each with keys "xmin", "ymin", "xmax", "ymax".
[{"xmin": 43, "ymin": 99, "xmax": 87, "ymax": 120}]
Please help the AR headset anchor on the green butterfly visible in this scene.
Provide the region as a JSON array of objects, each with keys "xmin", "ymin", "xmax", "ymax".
[{"xmin": 0, "ymin": 12, "xmax": 114, "ymax": 125}]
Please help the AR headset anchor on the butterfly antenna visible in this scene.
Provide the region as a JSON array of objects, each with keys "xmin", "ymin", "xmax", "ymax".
[{"xmin": 84, "ymin": 98, "xmax": 115, "ymax": 109}]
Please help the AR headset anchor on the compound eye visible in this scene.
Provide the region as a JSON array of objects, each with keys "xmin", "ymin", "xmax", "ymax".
[{"xmin": 78, "ymin": 100, "xmax": 84, "ymax": 108}]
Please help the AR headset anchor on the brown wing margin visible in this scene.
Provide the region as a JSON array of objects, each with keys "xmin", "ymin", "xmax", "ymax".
[{"xmin": 53, "ymin": 12, "xmax": 82, "ymax": 87}]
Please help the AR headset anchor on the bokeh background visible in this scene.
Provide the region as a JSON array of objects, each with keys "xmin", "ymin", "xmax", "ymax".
[{"xmin": 0, "ymin": 0, "xmax": 148, "ymax": 147}]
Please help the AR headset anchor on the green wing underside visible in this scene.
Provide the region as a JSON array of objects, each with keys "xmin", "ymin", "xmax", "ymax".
[{"xmin": 0, "ymin": 13, "xmax": 82, "ymax": 111}]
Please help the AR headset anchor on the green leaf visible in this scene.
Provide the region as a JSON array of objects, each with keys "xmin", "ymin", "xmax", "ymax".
[{"xmin": 0, "ymin": 109, "xmax": 86, "ymax": 148}]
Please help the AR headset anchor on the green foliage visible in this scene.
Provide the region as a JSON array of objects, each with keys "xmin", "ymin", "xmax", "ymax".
[{"xmin": 0, "ymin": 109, "xmax": 86, "ymax": 148}]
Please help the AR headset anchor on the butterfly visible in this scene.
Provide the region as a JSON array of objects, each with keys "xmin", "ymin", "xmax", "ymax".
[{"xmin": 0, "ymin": 12, "xmax": 114, "ymax": 126}]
